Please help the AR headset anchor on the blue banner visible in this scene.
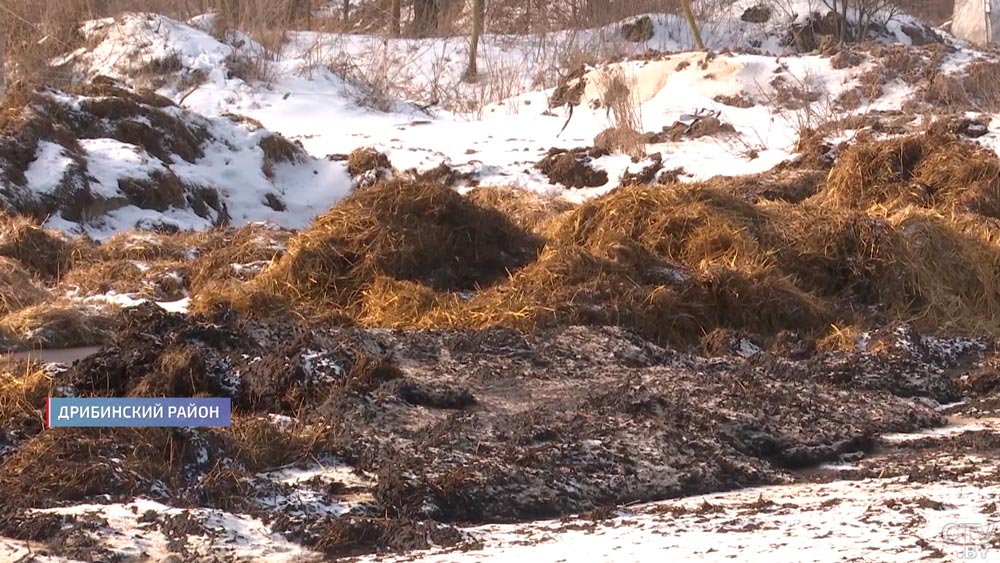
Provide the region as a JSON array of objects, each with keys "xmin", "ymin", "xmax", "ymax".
[{"xmin": 47, "ymin": 397, "xmax": 232, "ymax": 428}]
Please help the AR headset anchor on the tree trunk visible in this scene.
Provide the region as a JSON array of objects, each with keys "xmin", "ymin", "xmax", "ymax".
[
  {"xmin": 391, "ymin": 0, "xmax": 401, "ymax": 36},
  {"xmin": 0, "ymin": 32, "xmax": 5, "ymax": 105},
  {"xmin": 464, "ymin": 0, "xmax": 485, "ymax": 82},
  {"xmin": 342, "ymin": 0, "xmax": 349, "ymax": 23},
  {"xmin": 679, "ymin": 0, "xmax": 705, "ymax": 50},
  {"xmin": 414, "ymin": 0, "xmax": 439, "ymax": 37},
  {"xmin": 840, "ymin": 0, "xmax": 849, "ymax": 43}
]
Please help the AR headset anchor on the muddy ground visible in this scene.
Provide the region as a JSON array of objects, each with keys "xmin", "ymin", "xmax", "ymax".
[{"xmin": 0, "ymin": 304, "xmax": 995, "ymax": 560}]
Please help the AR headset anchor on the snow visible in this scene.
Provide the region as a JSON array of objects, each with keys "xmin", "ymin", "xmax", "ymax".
[
  {"xmin": 80, "ymin": 138, "xmax": 167, "ymax": 200},
  {"xmin": 42, "ymin": 9, "xmax": 903, "ymax": 222},
  {"xmin": 20, "ymin": 499, "xmax": 323, "ymax": 562},
  {"xmin": 24, "ymin": 141, "xmax": 76, "ymax": 196},
  {"xmin": 157, "ymin": 297, "xmax": 191, "ymax": 313},
  {"xmin": 353, "ymin": 471, "xmax": 1000, "ymax": 563}
]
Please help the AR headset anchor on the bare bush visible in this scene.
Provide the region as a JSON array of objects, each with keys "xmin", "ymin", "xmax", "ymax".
[{"xmin": 594, "ymin": 67, "xmax": 645, "ymax": 158}]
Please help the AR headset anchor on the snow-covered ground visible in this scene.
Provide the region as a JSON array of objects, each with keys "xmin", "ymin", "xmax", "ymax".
[{"xmin": 35, "ymin": 1, "xmax": 941, "ymax": 228}]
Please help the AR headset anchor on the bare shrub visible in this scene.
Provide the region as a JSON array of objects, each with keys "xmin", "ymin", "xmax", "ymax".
[
  {"xmin": 212, "ymin": 0, "xmax": 307, "ymax": 53},
  {"xmin": 593, "ymin": 67, "xmax": 644, "ymax": 158},
  {"xmin": 329, "ymin": 48, "xmax": 399, "ymax": 112}
]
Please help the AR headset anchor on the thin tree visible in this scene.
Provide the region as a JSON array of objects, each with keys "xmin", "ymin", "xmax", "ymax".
[
  {"xmin": 342, "ymin": 0, "xmax": 349, "ymax": 24},
  {"xmin": 464, "ymin": 0, "xmax": 485, "ymax": 82},
  {"xmin": 413, "ymin": 0, "xmax": 438, "ymax": 37},
  {"xmin": 391, "ymin": 0, "xmax": 401, "ymax": 36},
  {"xmin": 0, "ymin": 32, "xmax": 5, "ymax": 104},
  {"xmin": 679, "ymin": 0, "xmax": 705, "ymax": 50}
]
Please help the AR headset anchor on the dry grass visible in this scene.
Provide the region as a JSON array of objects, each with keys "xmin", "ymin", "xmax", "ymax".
[
  {"xmin": 61, "ymin": 259, "xmax": 188, "ymax": 301},
  {"xmin": 819, "ymin": 131, "xmax": 1000, "ymax": 217},
  {"xmin": 0, "ymin": 358, "xmax": 53, "ymax": 436},
  {"xmin": 206, "ymin": 179, "xmax": 542, "ymax": 318},
  {"xmin": 0, "ymin": 302, "xmax": 115, "ymax": 350},
  {"xmin": 180, "ymin": 163, "xmax": 1000, "ymax": 347},
  {"xmin": 465, "ymin": 186, "xmax": 576, "ymax": 235},
  {"xmin": 0, "ymin": 258, "xmax": 50, "ymax": 315},
  {"xmin": 593, "ymin": 67, "xmax": 645, "ymax": 158},
  {"xmin": 0, "ymin": 217, "xmax": 75, "ymax": 280},
  {"xmin": 0, "ymin": 427, "xmax": 186, "ymax": 508},
  {"xmin": 186, "ymin": 223, "xmax": 293, "ymax": 298}
]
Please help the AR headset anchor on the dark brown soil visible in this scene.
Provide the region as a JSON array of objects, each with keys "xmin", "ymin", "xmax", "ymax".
[
  {"xmin": 536, "ymin": 147, "xmax": 610, "ymax": 188},
  {"xmin": 649, "ymin": 115, "xmax": 737, "ymax": 143},
  {"xmin": 0, "ymin": 302, "xmax": 991, "ymax": 557}
]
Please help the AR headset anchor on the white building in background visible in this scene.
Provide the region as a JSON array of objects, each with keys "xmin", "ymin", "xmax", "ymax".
[{"xmin": 952, "ymin": 0, "xmax": 1000, "ymax": 45}]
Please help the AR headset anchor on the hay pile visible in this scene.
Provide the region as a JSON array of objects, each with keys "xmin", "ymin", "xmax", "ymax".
[
  {"xmin": 820, "ymin": 131, "xmax": 1000, "ymax": 217},
  {"xmin": 182, "ymin": 173, "xmax": 1000, "ymax": 346},
  {"xmin": 0, "ymin": 217, "xmax": 75, "ymax": 279},
  {"xmin": 0, "ymin": 302, "xmax": 115, "ymax": 350},
  {"xmin": 0, "ymin": 358, "xmax": 52, "ymax": 437},
  {"xmin": 465, "ymin": 186, "xmax": 576, "ymax": 235},
  {"xmin": 187, "ymin": 222, "xmax": 293, "ymax": 294},
  {"xmin": 99, "ymin": 230, "xmax": 203, "ymax": 262},
  {"xmin": 0, "ymin": 258, "xmax": 49, "ymax": 315},
  {"xmin": 197, "ymin": 179, "xmax": 542, "ymax": 317},
  {"xmin": 60, "ymin": 260, "xmax": 187, "ymax": 301}
]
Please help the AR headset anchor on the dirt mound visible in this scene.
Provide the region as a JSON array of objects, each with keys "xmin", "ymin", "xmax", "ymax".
[
  {"xmin": 211, "ymin": 179, "xmax": 542, "ymax": 316},
  {"xmin": 820, "ymin": 132, "xmax": 1000, "ymax": 217},
  {"xmin": 0, "ymin": 81, "xmax": 264, "ymax": 226},
  {"xmin": 258, "ymin": 133, "xmax": 305, "ymax": 179},
  {"xmin": 360, "ymin": 325, "xmax": 947, "ymax": 522},
  {"xmin": 537, "ymin": 147, "xmax": 610, "ymax": 188}
]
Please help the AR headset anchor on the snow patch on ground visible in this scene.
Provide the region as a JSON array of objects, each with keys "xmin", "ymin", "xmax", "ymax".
[{"xmin": 356, "ymin": 468, "xmax": 1000, "ymax": 563}]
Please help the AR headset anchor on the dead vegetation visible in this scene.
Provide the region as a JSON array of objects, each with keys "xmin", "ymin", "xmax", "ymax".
[
  {"xmin": 0, "ymin": 358, "xmax": 53, "ymax": 437},
  {"xmin": 0, "ymin": 258, "xmax": 50, "ymax": 315},
  {"xmin": 465, "ymin": 186, "xmax": 575, "ymax": 234},
  {"xmin": 0, "ymin": 217, "xmax": 75, "ymax": 280},
  {"xmin": 0, "ymin": 302, "xmax": 115, "ymax": 350},
  {"xmin": 819, "ymin": 131, "xmax": 1000, "ymax": 217},
  {"xmin": 4, "ymin": 122, "xmax": 1000, "ymax": 351},
  {"xmin": 180, "ymin": 134, "xmax": 1000, "ymax": 346},
  {"xmin": 536, "ymin": 147, "xmax": 611, "ymax": 188},
  {"xmin": 0, "ymin": 83, "xmax": 231, "ymax": 225},
  {"xmin": 592, "ymin": 68, "xmax": 644, "ymax": 158},
  {"xmin": 196, "ymin": 179, "xmax": 542, "ymax": 317}
]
